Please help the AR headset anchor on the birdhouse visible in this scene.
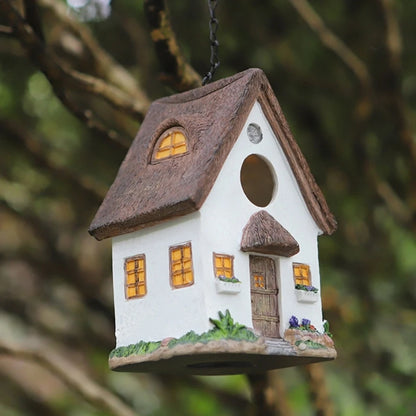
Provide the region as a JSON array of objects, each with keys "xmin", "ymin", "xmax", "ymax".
[{"xmin": 89, "ymin": 68, "xmax": 337, "ymax": 375}]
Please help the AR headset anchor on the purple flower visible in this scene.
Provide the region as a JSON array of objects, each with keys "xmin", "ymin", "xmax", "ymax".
[
  {"xmin": 289, "ymin": 316, "xmax": 299, "ymax": 328},
  {"xmin": 301, "ymin": 318, "xmax": 311, "ymax": 327}
]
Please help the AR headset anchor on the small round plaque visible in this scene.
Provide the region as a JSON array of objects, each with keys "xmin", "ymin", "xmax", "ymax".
[{"xmin": 247, "ymin": 123, "xmax": 263, "ymax": 144}]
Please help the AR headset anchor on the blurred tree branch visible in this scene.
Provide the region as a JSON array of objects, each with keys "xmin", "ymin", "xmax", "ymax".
[
  {"xmin": 376, "ymin": 0, "xmax": 416, "ymax": 215},
  {"xmin": 304, "ymin": 364, "xmax": 334, "ymax": 416},
  {"xmin": 289, "ymin": 0, "xmax": 371, "ymax": 90},
  {"xmin": 378, "ymin": 0, "xmax": 402, "ymax": 73},
  {"xmin": 0, "ymin": 24, "xmax": 13, "ymax": 36},
  {"xmin": 53, "ymin": 89, "xmax": 133, "ymax": 148},
  {"xmin": 247, "ymin": 373, "xmax": 277, "ymax": 416},
  {"xmin": 0, "ymin": 0, "xmax": 149, "ymax": 125},
  {"xmin": 23, "ymin": 0, "xmax": 44, "ymax": 41},
  {"xmin": 0, "ymin": 371, "xmax": 64, "ymax": 416},
  {"xmin": 377, "ymin": 0, "xmax": 416, "ymax": 161},
  {"xmin": 0, "ymin": 117, "xmax": 106, "ymax": 201},
  {"xmin": 0, "ymin": 194, "xmax": 114, "ymax": 331},
  {"xmin": 158, "ymin": 374, "xmax": 250, "ymax": 411},
  {"xmin": 0, "ymin": 340, "xmax": 139, "ymax": 416},
  {"xmin": 39, "ymin": 0, "xmax": 149, "ymax": 102},
  {"xmin": 144, "ymin": 0, "xmax": 202, "ymax": 91}
]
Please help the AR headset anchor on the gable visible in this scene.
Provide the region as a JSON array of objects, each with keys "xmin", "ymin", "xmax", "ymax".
[{"xmin": 89, "ymin": 68, "xmax": 336, "ymax": 240}]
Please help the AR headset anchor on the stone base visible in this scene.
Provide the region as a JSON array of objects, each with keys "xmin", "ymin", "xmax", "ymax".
[
  {"xmin": 109, "ymin": 336, "xmax": 336, "ymax": 375},
  {"xmin": 283, "ymin": 328, "xmax": 337, "ymax": 358}
]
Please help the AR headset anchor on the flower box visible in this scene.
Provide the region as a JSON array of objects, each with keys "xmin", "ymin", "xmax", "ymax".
[
  {"xmin": 295, "ymin": 289, "xmax": 319, "ymax": 303},
  {"xmin": 216, "ymin": 279, "xmax": 241, "ymax": 294}
]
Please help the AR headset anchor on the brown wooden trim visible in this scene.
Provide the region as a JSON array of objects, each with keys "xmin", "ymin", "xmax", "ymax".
[
  {"xmin": 251, "ymin": 289, "xmax": 278, "ymax": 295},
  {"xmin": 253, "ymin": 316, "xmax": 280, "ymax": 323}
]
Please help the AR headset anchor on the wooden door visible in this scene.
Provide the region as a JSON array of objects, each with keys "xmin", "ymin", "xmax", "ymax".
[{"xmin": 249, "ymin": 255, "xmax": 279, "ymax": 338}]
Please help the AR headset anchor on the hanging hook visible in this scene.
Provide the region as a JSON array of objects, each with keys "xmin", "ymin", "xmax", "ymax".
[{"xmin": 202, "ymin": 0, "xmax": 220, "ymax": 85}]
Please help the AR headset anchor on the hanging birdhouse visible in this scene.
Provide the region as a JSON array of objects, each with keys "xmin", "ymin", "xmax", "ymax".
[{"xmin": 89, "ymin": 69, "xmax": 337, "ymax": 375}]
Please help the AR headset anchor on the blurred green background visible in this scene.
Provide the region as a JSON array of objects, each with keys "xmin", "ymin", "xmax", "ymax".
[{"xmin": 0, "ymin": 0, "xmax": 415, "ymax": 415}]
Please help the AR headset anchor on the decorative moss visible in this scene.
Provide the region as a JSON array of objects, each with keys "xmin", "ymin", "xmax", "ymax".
[
  {"xmin": 109, "ymin": 340, "xmax": 161, "ymax": 359},
  {"xmin": 295, "ymin": 340, "xmax": 326, "ymax": 350},
  {"xmin": 110, "ymin": 310, "xmax": 258, "ymax": 358}
]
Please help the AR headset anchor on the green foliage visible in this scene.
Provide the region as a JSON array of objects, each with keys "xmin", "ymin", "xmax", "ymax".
[
  {"xmin": 323, "ymin": 320, "xmax": 333, "ymax": 338},
  {"xmin": 295, "ymin": 283, "xmax": 318, "ymax": 293},
  {"xmin": 109, "ymin": 341, "xmax": 161, "ymax": 358},
  {"xmin": 209, "ymin": 310, "xmax": 245, "ymax": 336},
  {"xmin": 109, "ymin": 311, "xmax": 258, "ymax": 357},
  {"xmin": 217, "ymin": 275, "xmax": 241, "ymax": 283},
  {"xmin": 169, "ymin": 310, "xmax": 259, "ymax": 347}
]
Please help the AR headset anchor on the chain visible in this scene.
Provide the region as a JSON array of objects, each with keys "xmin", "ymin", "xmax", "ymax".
[{"xmin": 202, "ymin": 0, "xmax": 220, "ymax": 85}]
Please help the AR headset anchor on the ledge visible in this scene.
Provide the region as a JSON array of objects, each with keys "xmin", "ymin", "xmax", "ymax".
[
  {"xmin": 216, "ymin": 280, "xmax": 241, "ymax": 294},
  {"xmin": 295, "ymin": 289, "xmax": 319, "ymax": 303}
]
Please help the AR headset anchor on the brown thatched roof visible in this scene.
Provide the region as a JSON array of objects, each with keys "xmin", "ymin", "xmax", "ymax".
[
  {"xmin": 89, "ymin": 68, "xmax": 336, "ymax": 240},
  {"xmin": 241, "ymin": 211, "xmax": 300, "ymax": 257}
]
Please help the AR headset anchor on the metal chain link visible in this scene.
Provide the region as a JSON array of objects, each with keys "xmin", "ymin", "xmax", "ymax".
[{"xmin": 202, "ymin": 0, "xmax": 220, "ymax": 85}]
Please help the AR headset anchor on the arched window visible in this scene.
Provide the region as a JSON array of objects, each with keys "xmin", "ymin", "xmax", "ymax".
[{"xmin": 152, "ymin": 127, "xmax": 188, "ymax": 162}]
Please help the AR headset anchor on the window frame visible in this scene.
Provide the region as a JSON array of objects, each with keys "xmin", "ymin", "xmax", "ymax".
[
  {"xmin": 213, "ymin": 253, "xmax": 234, "ymax": 279},
  {"xmin": 292, "ymin": 263, "xmax": 312, "ymax": 287},
  {"xmin": 124, "ymin": 254, "xmax": 147, "ymax": 299},
  {"xmin": 169, "ymin": 242, "xmax": 194, "ymax": 289},
  {"xmin": 151, "ymin": 127, "xmax": 189, "ymax": 163}
]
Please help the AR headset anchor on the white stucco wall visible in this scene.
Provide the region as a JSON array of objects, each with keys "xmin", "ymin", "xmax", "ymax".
[
  {"xmin": 112, "ymin": 212, "xmax": 211, "ymax": 346},
  {"xmin": 199, "ymin": 100, "xmax": 325, "ymax": 335},
  {"xmin": 111, "ymin": 100, "xmax": 327, "ymax": 348}
]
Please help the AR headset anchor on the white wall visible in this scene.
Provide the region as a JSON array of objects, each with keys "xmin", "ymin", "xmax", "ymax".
[
  {"xmin": 200, "ymin": 101, "xmax": 325, "ymax": 335},
  {"xmin": 112, "ymin": 212, "xmax": 211, "ymax": 346}
]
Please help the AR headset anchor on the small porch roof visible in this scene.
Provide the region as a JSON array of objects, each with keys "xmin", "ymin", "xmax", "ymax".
[{"xmin": 241, "ymin": 211, "xmax": 300, "ymax": 257}]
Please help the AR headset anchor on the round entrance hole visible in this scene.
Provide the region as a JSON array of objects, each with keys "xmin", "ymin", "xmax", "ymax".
[{"xmin": 240, "ymin": 154, "xmax": 276, "ymax": 207}]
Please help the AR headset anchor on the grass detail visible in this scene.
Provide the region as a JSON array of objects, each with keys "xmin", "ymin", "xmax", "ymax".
[{"xmin": 110, "ymin": 310, "xmax": 258, "ymax": 358}]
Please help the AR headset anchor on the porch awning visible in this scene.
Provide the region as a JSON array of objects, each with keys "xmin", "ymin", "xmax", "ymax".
[{"xmin": 241, "ymin": 210, "xmax": 299, "ymax": 257}]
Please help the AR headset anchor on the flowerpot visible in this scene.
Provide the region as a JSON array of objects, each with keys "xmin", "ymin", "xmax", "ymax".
[
  {"xmin": 295, "ymin": 289, "xmax": 318, "ymax": 303},
  {"xmin": 216, "ymin": 280, "xmax": 241, "ymax": 294}
]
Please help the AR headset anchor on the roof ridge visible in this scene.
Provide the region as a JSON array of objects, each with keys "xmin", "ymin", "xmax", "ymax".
[{"xmin": 156, "ymin": 68, "xmax": 265, "ymax": 105}]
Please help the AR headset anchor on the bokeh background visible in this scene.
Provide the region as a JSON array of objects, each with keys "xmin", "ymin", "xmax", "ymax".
[{"xmin": 1, "ymin": 0, "xmax": 415, "ymax": 415}]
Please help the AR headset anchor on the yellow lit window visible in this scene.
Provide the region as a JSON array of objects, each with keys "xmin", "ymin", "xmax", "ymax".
[
  {"xmin": 293, "ymin": 263, "xmax": 311, "ymax": 286},
  {"xmin": 125, "ymin": 255, "xmax": 146, "ymax": 299},
  {"xmin": 170, "ymin": 243, "xmax": 194, "ymax": 288},
  {"xmin": 154, "ymin": 128, "xmax": 188, "ymax": 161},
  {"xmin": 213, "ymin": 253, "xmax": 234, "ymax": 279}
]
